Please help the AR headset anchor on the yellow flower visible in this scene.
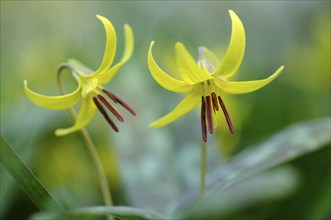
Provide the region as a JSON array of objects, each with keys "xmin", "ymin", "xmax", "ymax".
[
  {"xmin": 24, "ymin": 15, "xmax": 135, "ymax": 136},
  {"xmin": 148, "ymin": 10, "xmax": 284, "ymax": 142}
]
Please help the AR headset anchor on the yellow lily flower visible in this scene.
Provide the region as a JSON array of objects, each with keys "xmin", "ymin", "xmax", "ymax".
[
  {"xmin": 148, "ymin": 10, "xmax": 284, "ymax": 142},
  {"xmin": 24, "ymin": 15, "xmax": 135, "ymax": 136}
]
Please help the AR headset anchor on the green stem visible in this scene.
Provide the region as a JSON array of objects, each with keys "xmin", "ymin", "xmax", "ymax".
[
  {"xmin": 57, "ymin": 65, "xmax": 113, "ymax": 218},
  {"xmin": 200, "ymin": 141, "xmax": 207, "ymax": 200},
  {"xmin": 79, "ymin": 128, "xmax": 114, "ymax": 208}
]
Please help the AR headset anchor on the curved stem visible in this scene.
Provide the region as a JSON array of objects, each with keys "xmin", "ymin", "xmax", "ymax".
[
  {"xmin": 57, "ymin": 65, "xmax": 113, "ymax": 213},
  {"xmin": 200, "ymin": 141, "xmax": 207, "ymax": 200}
]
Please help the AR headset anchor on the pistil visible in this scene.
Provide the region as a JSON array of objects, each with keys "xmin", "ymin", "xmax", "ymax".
[{"xmin": 211, "ymin": 92, "xmax": 219, "ymax": 111}]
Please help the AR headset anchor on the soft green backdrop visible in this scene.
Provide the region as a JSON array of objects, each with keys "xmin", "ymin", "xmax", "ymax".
[{"xmin": 1, "ymin": 1, "xmax": 330, "ymax": 219}]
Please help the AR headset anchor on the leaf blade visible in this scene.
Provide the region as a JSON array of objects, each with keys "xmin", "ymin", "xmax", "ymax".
[
  {"xmin": 172, "ymin": 117, "xmax": 331, "ymax": 216},
  {"xmin": 208, "ymin": 117, "xmax": 331, "ymax": 193},
  {"xmin": 31, "ymin": 206, "xmax": 164, "ymax": 220},
  {"xmin": 0, "ymin": 134, "xmax": 64, "ymax": 211}
]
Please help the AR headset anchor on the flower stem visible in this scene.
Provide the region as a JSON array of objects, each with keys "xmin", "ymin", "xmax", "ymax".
[
  {"xmin": 79, "ymin": 128, "xmax": 114, "ymax": 212},
  {"xmin": 200, "ymin": 141, "xmax": 207, "ymax": 200},
  {"xmin": 57, "ymin": 65, "xmax": 113, "ymax": 219}
]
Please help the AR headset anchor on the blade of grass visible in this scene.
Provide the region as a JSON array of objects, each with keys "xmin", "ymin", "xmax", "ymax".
[
  {"xmin": 31, "ymin": 206, "xmax": 164, "ymax": 220},
  {"xmin": 0, "ymin": 134, "xmax": 64, "ymax": 211}
]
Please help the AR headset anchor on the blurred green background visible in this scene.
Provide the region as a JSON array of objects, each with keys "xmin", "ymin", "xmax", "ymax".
[{"xmin": 1, "ymin": 1, "xmax": 330, "ymax": 219}]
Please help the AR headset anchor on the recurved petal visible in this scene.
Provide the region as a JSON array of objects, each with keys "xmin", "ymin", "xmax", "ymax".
[
  {"xmin": 24, "ymin": 80, "xmax": 81, "ymax": 110},
  {"xmin": 67, "ymin": 59, "xmax": 94, "ymax": 76},
  {"xmin": 98, "ymin": 24, "xmax": 134, "ymax": 84},
  {"xmin": 93, "ymin": 14, "xmax": 117, "ymax": 76},
  {"xmin": 55, "ymin": 96, "xmax": 97, "ymax": 136},
  {"xmin": 148, "ymin": 41, "xmax": 192, "ymax": 93},
  {"xmin": 213, "ymin": 10, "xmax": 245, "ymax": 78},
  {"xmin": 175, "ymin": 42, "xmax": 213, "ymax": 84},
  {"xmin": 149, "ymin": 88, "xmax": 201, "ymax": 128},
  {"xmin": 215, "ymin": 66, "xmax": 284, "ymax": 94},
  {"xmin": 200, "ymin": 47, "xmax": 220, "ymax": 68}
]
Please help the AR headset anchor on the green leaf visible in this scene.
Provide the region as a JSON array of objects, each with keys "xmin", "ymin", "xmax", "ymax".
[
  {"xmin": 0, "ymin": 134, "xmax": 64, "ymax": 211},
  {"xmin": 174, "ymin": 166, "xmax": 299, "ymax": 219},
  {"xmin": 31, "ymin": 206, "xmax": 164, "ymax": 220},
  {"xmin": 207, "ymin": 117, "xmax": 330, "ymax": 193},
  {"xmin": 1, "ymin": 101, "xmax": 69, "ymax": 216},
  {"xmin": 171, "ymin": 117, "xmax": 331, "ymax": 216}
]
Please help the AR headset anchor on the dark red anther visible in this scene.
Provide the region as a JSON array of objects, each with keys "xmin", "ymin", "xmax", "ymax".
[
  {"xmin": 218, "ymin": 96, "xmax": 234, "ymax": 134},
  {"xmin": 109, "ymin": 92, "xmax": 136, "ymax": 116},
  {"xmin": 201, "ymin": 96, "xmax": 207, "ymax": 142},
  {"xmin": 102, "ymin": 89, "xmax": 117, "ymax": 103},
  {"xmin": 97, "ymin": 94, "xmax": 124, "ymax": 122},
  {"xmin": 103, "ymin": 90, "xmax": 136, "ymax": 116},
  {"xmin": 211, "ymin": 92, "xmax": 219, "ymax": 111},
  {"xmin": 93, "ymin": 97, "xmax": 119, "ymax": 132},
  {"xmin": 205, "ymin": 96, "xmax": 213, "ymax": 134}
]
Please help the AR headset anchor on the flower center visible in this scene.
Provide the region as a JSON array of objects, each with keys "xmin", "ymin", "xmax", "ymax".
[
  {"xmin": 197, "ymin": 49, "xmax": 233, "ymax": 142},
  {"xmin": 73, "ymin": 71, "xmax": 136, "ymax": 132},
  {"xmin": 81, "ymin": 78, "xmax": 99, "ymax": 98},
  {"xmin": 200, "ymin": 80, "xmax": 234, "ymax": 142}
]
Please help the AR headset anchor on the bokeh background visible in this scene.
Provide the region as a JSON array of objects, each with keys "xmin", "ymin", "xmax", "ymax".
[{"xmin": 1, "ymin": 1, "xmax": 330, "ymax": 219}]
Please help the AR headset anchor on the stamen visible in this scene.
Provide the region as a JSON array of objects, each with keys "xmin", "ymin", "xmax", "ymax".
[
  {"xmin": 93, "ymin": 97, "xmax": 119, "ymax": 132},
  {"xmin": 102, "ymin": 89, "xmax": 117, "ymax": 103},
  {"xmin": 211, "ymin": 92, "xmax": 219, "ymax": 111},
  {"xmin": 97, "ymin": 94, "xmax": 124, "ymax": 122},
  {"xmin": 201, "ymin": 97, "xmax": 207, "ymax": 142},
  {"xmin": 218, "ymin": 96, "xmax": 234, "ymax": 134},
  {"xmin": 105, "ymin": 91, "xmax": 136, "ymax": 116},
  {"xmin": 205, "ymin": 96, "xmax": 213, "ymax": 134}
]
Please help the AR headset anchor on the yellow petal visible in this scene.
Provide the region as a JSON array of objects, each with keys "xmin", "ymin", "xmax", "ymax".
[
  {"xmin": 149, "ymin": 88, "xmax": 201, "ymax": 128},
  {"xmin": 148, "ymin": 41, "xmax": 192, "ymax": 93},
  {"xmin": 200, "ymin": 47, "xmax": 220, "ymax": 67},
  {"xmin": 215, "ymin": 66, "xmax": 284, "ymax": 94},
  {"xmin": 98, "ymin": 24, "xmax": 134, "ymax": 84},
  {"xmin": 213, "ymin": 10, "xmax": 245, "ymax": 78},
  {"xmin": 55, "ymin": 96, "xmax": 96, "ymax": 136},
  {"xmin": 24, "ymin": 80, "xmax": 81, "ymax": 110},
  {"xmin": 175, "ymin": 42, "xmax": 213, "ymax": 84},
  {"xmin": 67, "ymin": 58, "xmax": 94, "ymax": 76},
  {"xmin": 93, "ymin": 15, "xmax": 117, "ymax": 75}
]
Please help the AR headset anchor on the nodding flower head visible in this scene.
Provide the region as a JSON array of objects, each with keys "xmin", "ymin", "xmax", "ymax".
[
  {"xmin": 24, "ymin": 14, "xmax": 136, "ymax": 136},
  {"xmin": 148, "ymin": 10, "xmax": 284, "ymax": 142}
]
